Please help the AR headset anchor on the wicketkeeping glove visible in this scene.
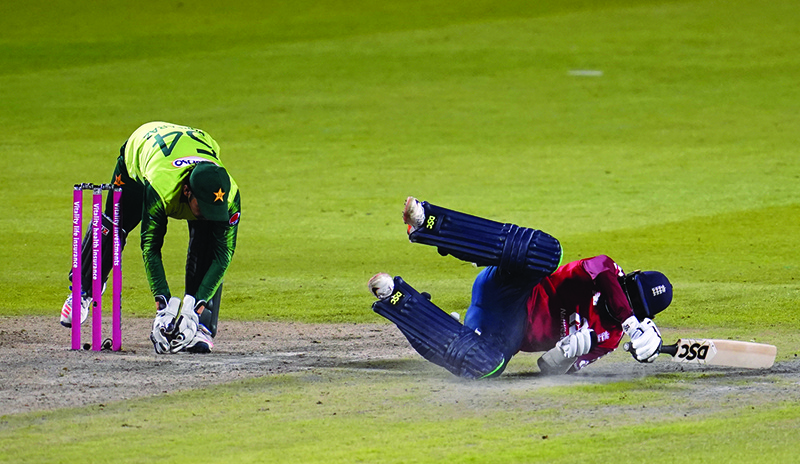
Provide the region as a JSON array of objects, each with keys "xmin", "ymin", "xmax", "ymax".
[
  {"xmin": 623, "ymin": 316, "xmax": 662, "ymax": 363},
  {"xmin": 168, "ymin": 295, "xmax": 200, "ymax": 353},
  {"xmin": 151, "ymin": 297, "xmax": 181, "ymax": 354}
]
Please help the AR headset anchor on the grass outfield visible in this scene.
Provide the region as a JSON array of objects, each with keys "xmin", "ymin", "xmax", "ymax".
[
  {"xmin": 3, "ymin": 366, "xmax": 800, "ymax": 463},
  {"xmin": 1, "ymin": 0, "xmax": 799, "ymax": 461}
]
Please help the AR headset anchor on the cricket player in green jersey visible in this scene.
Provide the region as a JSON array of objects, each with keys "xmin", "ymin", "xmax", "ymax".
[{"xmin": 60, "ymin": 122, "xmax": 241, "ymax": 354}]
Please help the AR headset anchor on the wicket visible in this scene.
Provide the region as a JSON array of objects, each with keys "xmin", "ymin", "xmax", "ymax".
[{"xmin": 71, "ymin": 183, "xmax": 122, "ymax": 351}]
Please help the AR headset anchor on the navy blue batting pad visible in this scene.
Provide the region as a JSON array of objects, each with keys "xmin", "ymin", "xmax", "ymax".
[
  {"xmin": 408, "ymin": 202, "xmax": 562, "ymax": 278},
  {"xmin": 372, "ymin": 276, "xmax": 506, "ymax": 379}
]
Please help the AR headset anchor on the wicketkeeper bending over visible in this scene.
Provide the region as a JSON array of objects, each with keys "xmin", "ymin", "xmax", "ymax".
[
  {"xmin": 368, "ymin": 197, "xmax": 671, "ymax": 378},
  {"xmin": 61, "ymin": 122, "xmax": 241, "ymax": 354}
]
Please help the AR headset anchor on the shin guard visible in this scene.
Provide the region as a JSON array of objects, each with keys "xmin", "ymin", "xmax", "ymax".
[
  {"xmin": 372, "ymin": 276, "xmax": 505, "ymax": 379},
  {"xmin": 409, "ymin": 202, "xmax": 562, "ymax": 278}
]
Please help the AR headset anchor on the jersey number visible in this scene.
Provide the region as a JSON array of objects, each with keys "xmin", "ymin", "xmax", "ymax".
[{"xmin": 153, "ymin": 130, "xmax": 217, "ymax": 159}]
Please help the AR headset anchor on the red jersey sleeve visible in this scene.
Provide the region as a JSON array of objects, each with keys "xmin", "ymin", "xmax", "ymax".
[
  {"xmin": 573, "ymin": 255, "xmax": 634, "ymax": 371},
  {"xmin": 579, "ymin": 255, "xmax": 634, "ymax": 323}
]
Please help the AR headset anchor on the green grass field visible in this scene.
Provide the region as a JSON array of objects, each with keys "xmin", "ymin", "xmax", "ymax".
[{"xmin": 1, "ymin": 0, "xmax": 799, "ymax": 462}]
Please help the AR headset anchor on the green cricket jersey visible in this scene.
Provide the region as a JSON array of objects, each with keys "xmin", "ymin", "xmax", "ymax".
[{"xmin": 122, "ymin": 121, "xmax": 240, "ymax": 303}]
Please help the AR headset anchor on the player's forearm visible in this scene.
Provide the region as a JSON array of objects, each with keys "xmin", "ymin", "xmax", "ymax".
[
  {"xmin": 140, "ymin": 211, "xmax": 171, "ymax": 299},
  {"xmin": 143, "ymin": 249, "xmax": 171, "ymax": 300},
  {"xmin": 197, "ymin": 268, "xmax": 226, "ymax": 302},
  {"xmin": 196, "ymin": 248, "xmax": 234, "ymax": 301},
  {"xmin": 195, "ymin": 224, "xmax": 236, "ymax": 301}
]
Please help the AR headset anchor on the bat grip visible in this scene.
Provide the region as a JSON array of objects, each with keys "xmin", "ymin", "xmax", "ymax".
[
  {"xmin": 660, "ymin": 343, "xmax": 678, "ymax": 356},
  {"xmin": 624, "ymin": 342, "xmax": 679, "ymax": 357}
]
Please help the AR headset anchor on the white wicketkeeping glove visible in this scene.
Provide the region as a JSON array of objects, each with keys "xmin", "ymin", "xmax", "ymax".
[
  {"xmin": 168, "ymin": 295, "xmax": 200, "ymax": 353},
  {"xmin": 623, "ymin": 316, "xmax": 662, "ymax": 363},
  {"xmin": 151, "ymin": 297, "xmax": 181, "ymax": 354},
  {"xmin": 557, "ymin": 322, "xmax": 595, "ymax": 358}
]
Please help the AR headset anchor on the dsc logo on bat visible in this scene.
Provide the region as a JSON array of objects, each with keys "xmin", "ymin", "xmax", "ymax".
[{"xmin": 677, "ymin": 342, "xmax": 711, "ymax": 361}]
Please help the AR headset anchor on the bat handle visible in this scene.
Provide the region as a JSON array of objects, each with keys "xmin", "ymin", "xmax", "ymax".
[
  {"xmin": 623, "ymin": 341, "xmax": 679, "ymax": 356},
  {"xmin": 660, "ymin": 343, "xmax": 678, "ymax": 356}
]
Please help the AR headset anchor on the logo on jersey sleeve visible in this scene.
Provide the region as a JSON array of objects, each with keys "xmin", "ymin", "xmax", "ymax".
[{"xmin": 229, "ymin": 212, "xmax": 240, "ymax": 226}]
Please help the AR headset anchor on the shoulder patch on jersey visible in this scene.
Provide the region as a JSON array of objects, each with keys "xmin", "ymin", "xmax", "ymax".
[{"xmin": 229, "ymin": 212, "xmax": 240, "ymax": 226}]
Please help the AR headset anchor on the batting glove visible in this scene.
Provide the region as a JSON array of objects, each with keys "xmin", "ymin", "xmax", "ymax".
[
  {"xmin": 623, "ymin": 316, "xmax": 662, "ymax": 363},
  {"xmin": 558, "ymin": 323, "xmax": 596, "ymax": 358}
]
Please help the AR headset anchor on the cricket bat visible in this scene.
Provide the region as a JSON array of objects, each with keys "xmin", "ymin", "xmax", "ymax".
[{"xmin": 626, "ymin": 339, "xmax": 777, "ymax": 369}]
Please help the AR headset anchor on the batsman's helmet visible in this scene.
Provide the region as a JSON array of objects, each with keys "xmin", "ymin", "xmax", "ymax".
[{"xmin": 620, "ymin": 271, "xmax": 673, "ymax": 320}]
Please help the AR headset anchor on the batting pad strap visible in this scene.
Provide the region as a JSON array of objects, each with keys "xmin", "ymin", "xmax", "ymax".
[
  {"xmin": 409, "ymin": 202, "xmax": 562, "ymax": 278},
  {"xmin": 372, "ymin": 276, "xmax": 505, "ymax": 379}
]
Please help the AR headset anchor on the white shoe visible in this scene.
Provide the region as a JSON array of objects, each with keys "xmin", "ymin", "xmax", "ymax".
[
  {"xmin": 60, "ymin": 292, "xmax": 91, "ymax": 328},
  {"xmin": 403, "ymin": 196, "xmax": 425, "ymax": 233},
  {"xmin": 368, "ymin": 273, "xmax": 395, "ymax": 299},
  {"xmin": 183, "ymin": 324, "xmax": 214, "ymax": 353}
]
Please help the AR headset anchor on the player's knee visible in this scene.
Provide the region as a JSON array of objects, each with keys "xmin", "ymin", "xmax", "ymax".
[
  {"xmin": 444, "ymin": 330, "xmax": 507, "ymax": 379},
  {"xmin": 502, "ymin": 226, "xmax": 562, "ymax": 277}
]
